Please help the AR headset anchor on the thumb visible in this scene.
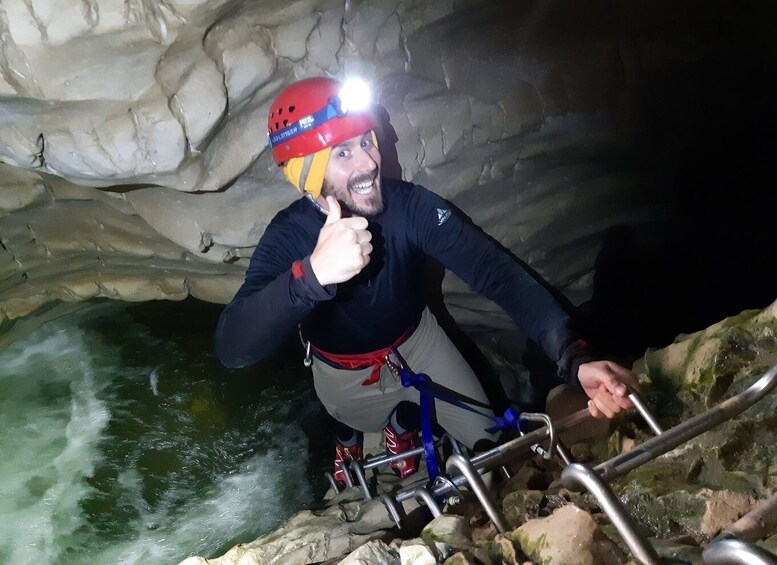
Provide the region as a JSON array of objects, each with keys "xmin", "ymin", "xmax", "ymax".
[{"xmin": 324, "ymin": 196, "xmax": 341, "ymax": 224}]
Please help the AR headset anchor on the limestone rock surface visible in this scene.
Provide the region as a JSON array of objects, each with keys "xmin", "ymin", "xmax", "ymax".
[
  {"xmin": 337, "ymin": 539, "xmax": 399, "ymax": 565},
  {"xmin": 512, "ymin": 505, "xmax": 626, "ymax": 565},
  {"xmin": 609, "ymin": 298, "xmax": 777, "ymax": 543},
  {"xmin": 397, "ymin": 539, "xmax": 437, "ymax": 565},
  {"xmin": 180, "ymin": 498, "xmax": 395, "ymax": 565},
  {"xmin": 2, "ymin": 0, "xmax": 687, "ymax": 333}
]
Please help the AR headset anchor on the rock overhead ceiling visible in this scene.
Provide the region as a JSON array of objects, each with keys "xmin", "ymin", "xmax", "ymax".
[{"xmin": 0, "ymin": 0, "xmax": 766, "ymax": 334}]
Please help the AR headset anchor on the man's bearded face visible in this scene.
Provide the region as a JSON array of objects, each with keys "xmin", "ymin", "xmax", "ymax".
[{"xmin": 321, "ymin": 131, "xmax": 383, "ymax": 217}]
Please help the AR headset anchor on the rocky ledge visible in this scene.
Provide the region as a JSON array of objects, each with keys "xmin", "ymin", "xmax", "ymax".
[{"xmin": 181, "ymin": 297, "xmax": 777, "ymax": 565}]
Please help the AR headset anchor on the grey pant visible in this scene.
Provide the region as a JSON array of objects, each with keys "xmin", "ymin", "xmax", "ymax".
[{"xmin": 312, "ymin": 308, "xmax": 498, "ymax": 449}]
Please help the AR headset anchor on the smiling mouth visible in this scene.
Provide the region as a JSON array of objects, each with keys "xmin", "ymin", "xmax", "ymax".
[{"xmin": 349, "ymin": 175, "xmax": 377, "ymax": 196}]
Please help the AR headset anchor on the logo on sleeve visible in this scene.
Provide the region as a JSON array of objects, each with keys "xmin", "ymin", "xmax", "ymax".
[{"xmin": 436, "ymin": 208, "xmax": 451, "ymax": 226}]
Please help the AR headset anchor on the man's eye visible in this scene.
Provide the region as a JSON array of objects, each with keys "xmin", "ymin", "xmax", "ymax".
[
  {"xmin": 361, "ymin": 139, "xmax": 371, "ymax": 148},
  {"xmin": 338, "ymin": 150, "xmax": 349, "ymax": 158}
]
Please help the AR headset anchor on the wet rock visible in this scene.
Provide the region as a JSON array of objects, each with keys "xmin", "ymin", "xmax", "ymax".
[
  {"xmin": 442, "ymin": 552, "xmax": 478, "ymax": 565},
  {"xmin": 611, "ymin": 299, "xmax": 777, "ymax": 543},
  {"xmin": 570, "ymin": 443, "xmax": 593, "ymax": 462},
  {"xmin": 420, "ymin": 514, "xmax": 472, "ymax": 558},
  {"xmin": 397, "ymin": 538, "xmax": 437, "ymax": 564},
  {"xmin": 650, "ymin": 538, "xmax": 703, "ymax": 564},
  {"xmin": 699, "ymin": 490, "xmax": 755, "ymax": 538},
  {"xmin": 512, "ymin": 505, "xmax": 627, "ymax": 565},
  {"xmin": 639, "ymin": 304, "xmax": 775, "ymax": 413},
  {"xmin": 338, "ymin": 539, "xmax": 399, "ymax": 565},
  {"xmin": 487, "ymin": 533, "xmax": 526, "ymax": 564},
  {"xmin": 179, "ymin": 498, "xmax": 395, "ymax": 565},
  {"xmin": 502, "ymin": 489, "xmax": 545, "ymax": 528},
  {"xmin": 618, "ymin": 464, "xmax": 756, "ymax": 542}
]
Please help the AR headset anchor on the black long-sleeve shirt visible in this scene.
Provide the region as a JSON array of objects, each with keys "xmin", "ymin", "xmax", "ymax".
[{"xmin": 216, "ymin": 179, "xmax": 593, "ymax": 383}]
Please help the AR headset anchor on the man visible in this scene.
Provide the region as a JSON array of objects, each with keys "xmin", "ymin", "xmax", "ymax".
[{"xmin": 216, "ymin": 76, "xmax": 637, "ymax": 483}]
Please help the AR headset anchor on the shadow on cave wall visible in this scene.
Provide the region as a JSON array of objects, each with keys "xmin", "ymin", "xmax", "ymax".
[
  {"xmin": 582, "ymin": 1, "xmax": 777, "ymax": 358},
  {"xmin": 376, "ymin": 0, "xmax": 777, "ymax": 405}
]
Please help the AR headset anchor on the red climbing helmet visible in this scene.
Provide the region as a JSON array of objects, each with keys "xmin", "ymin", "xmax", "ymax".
[{"xmin": 267, "ymin": 77, "xmax": 378, "ymax": 165}]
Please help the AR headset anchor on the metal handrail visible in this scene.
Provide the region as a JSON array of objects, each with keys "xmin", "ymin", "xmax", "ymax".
[
  {"xmin": 520, "ymin": 412, "xmax": 556, "ymax": 460},
  {"xmin": 391, "ymin": 407, "xmax": 592, "ymax": 505},
  {"xmin": 380, "ymin": 493, "xmax": 403, "ymax": 529},
  {"xmin": 372, "ymin": 363, "xmax": 777, "ymax": 565},
  {"xmin": 343, "ymin": 435, "xmax": 462, "ymax": 499},
  {"xmin": 628, "ymin": 388, "xmax": 664, "ymax": 435},
  {"xmin": 324, "ymin": 472, "xmax": 340, "ymax": 494},
  {"xmin": 596, "ymin": 363, "xmax": 777, "ymax": 482},
  {"xmin": 337, "ymin": 460, "xmax": 354, "ymax": 488},
  {"xmin": 464, "ymin": 406, "xmax": 593, "ymax": 471},
  {"xmin": 414, "ymin": 487, "xmax": 443, "ymax": 518},
  {"xmin": 390, "ymin": 387, "xmax": 657, "ymax": 504},
  {"xmin": 445, "ymin": 454, "xmax": 508, "ymax": 532},
  {"xmin": 724, "ymin": 492, "xmax": 777, "ymax": 543},
  {"xmin": 561, "ymin": 463, "xmax": 660, "ymax": 565},
  {"xmin": 702, "ymin": 536, "xmax": 777, "ymax": 565},
  {"xmin": 362, "ymin": 444, "xmax": 426, "ymax": 469},
  {"xmin": 554, "ymin": 440, "xmax": 573, "ymax": 466},
  {"xmin": 388, "ymin": 384, "xmax": 684, "ymax": 510},
  {"xmin": 351, "ymin": 460, "xmax": 372, "ymax": 500}
]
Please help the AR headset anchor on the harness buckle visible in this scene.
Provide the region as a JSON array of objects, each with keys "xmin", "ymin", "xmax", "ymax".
[{"xmin": 385, "ymin": 345, "xmax": 409, "ymax": 380}]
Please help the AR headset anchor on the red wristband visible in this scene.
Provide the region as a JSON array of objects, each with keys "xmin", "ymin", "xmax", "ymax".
[{"xmin": 291, "ymin": 260, "xmax": 305, "ymax": 280}]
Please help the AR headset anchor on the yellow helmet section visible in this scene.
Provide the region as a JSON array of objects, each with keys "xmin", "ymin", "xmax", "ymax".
[
  {"xmin": 282, "ymin": 147, "xmax": 332, "ymax": 199},
  {"xmin": 281, "ymin": 131, "xmax": 379, "ymax": 199}
]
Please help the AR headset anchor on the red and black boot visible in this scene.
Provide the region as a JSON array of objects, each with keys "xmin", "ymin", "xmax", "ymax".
[
  {"xmin": 383, "ymin": 424, "xmax": 421, "ymax": 478},
  {"xmin": 333, "ymin": 442, "xmax": 363, "ymax": 486}
]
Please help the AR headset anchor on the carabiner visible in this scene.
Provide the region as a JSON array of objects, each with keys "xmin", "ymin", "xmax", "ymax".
[
  {"xmin": 386, "ymin": 345, "xmax": 409, "ymax": 371},
  {"xmin": 303, "ymin": 341, "xmax": 312, "ymax": 367},
  {"xmin": 298, "ymin": 324, "xmax": 313, "ymax": 368}
]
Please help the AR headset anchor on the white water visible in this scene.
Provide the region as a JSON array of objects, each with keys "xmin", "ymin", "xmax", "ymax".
[
  {"xmin": 0, "ymin": 331, "xmax": 110, "ymax": 564},
  {"xmin": 0, "ymin": 302, "xmax": 318, "ymax": 565}
]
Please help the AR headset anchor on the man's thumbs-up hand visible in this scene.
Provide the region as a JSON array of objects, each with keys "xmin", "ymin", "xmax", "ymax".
[{"xmin": 310, "ymin": 196, "xmax": 373, "ymax": 286}]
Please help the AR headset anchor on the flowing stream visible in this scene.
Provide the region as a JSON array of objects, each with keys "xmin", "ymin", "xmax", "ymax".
[{"xmin": 0, "ymin": 298, "xmax": 330, "ymax": 565}]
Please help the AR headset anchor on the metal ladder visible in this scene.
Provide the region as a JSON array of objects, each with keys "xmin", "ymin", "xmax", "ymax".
[{"xmin": 329, "ymin": 362, "xmax": 777, "ymax": 564}]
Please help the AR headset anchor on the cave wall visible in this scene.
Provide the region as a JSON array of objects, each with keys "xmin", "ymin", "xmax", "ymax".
[{"xmin": 1, "ymin": 0, "xmax": 776, "ymax": 352}]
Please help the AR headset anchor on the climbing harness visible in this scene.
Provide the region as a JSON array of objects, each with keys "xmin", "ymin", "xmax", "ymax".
[{"xmin": 302, "ymin": 325, "xmax": 417, "ymax": 385}]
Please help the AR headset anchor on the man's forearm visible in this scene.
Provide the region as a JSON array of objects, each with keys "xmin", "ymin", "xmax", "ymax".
[{"xmin": 215, "ymin": 256, "xmax": 334, "ymax": 368}]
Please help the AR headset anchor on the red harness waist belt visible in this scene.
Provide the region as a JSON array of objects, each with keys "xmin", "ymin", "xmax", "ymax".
[{"xmin": 311, "ymin": 325, "xmax": 416, "ymax": 386}]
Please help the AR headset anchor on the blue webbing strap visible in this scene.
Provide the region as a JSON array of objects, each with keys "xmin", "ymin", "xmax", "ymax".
[
  {"xmin": 418, "ymin": 386, "xmax": 438, "ymax": 481},
  {"xmin": 484, "ymin": 407, "xmax": 522, "ymax": 435},
  {"xmin": 395, "ymin": 366, "xmax": 523, "ymax": 483},
  {"xmin": 268, "ymin": 103, "xmax": 337, "ymax": 148}
]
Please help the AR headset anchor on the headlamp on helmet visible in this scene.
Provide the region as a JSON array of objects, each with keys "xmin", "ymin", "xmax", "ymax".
[
  {"xmin": 267, "ymin": 77, "xmax": 377, "ymax": 166},
  {"xmin": 336, "ymin": 78, "xmax": 372, "ymax": 114}
]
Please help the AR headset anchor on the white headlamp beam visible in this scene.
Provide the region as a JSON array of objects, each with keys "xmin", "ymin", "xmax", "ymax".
[{"xmin": 338, "ymin": 78, "xmax": 372, "ymax": 114}]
